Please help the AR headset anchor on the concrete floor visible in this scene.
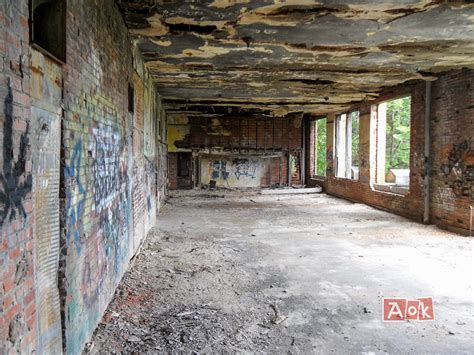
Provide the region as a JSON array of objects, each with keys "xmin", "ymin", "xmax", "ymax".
[{"xmin": 90, "ymin": 191, "xmax": 474, "ymax": 354}]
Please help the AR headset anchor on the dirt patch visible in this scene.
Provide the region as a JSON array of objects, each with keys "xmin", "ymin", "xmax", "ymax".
[{"xmin": 87, "ymin": 223, "xmax": 293, "ymax": 353}]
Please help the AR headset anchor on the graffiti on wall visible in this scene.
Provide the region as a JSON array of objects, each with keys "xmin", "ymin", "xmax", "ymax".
[
  {"xmin": 62, "ymin": 106, "xmax": 132, "ymax": 331},
  {"xmin": 90, "ymin": 123, "xmax": 124, "ymax": 210},
  {"xmin": 201, "ymin": 156, "xmax": 269, "ymax": 187},
  {"xmin": 64, "ymin": 141, "xmax": 87, "ymax": 253},
  {"xmin": 232, "ymin": 158, "xmax": 257, "ymax": 180},
  {"xmin": 209, "ymin": 160, "xmax": 230, "ymax": 180},
  {"xmin": 440, "ymin": 140, "xmax": 473, "ymax": 198},
  {"xmin": 89, "ymin": 121, "xmax": 130, "ymax": 271},
  {"xmin": 0, "ymin": 80, "xmax": 33, "ymax": 224},
  {"xmin": 145, "ymin": 157, "xmax": 157, "ymax": 223}
]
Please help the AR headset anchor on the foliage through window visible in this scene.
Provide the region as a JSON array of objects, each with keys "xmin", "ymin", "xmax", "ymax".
[
  {"xmin": 376, "ymin": 96, "xmax": 411, "ymax": 187},
  {"xmin": 335, "ymin": 111, "xmax": 359, "ymax": 180},
  {"xmin": 314, "ymin": 118, "xmax": 327, "ymax": 176}
]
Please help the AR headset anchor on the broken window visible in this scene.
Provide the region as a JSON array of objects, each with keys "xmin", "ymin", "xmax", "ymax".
[
  {"xmin": 374, "ymin": 96, "xmax": 411, "ymax": 189},
  {"xmin": 31, "ymin": 0, "xmax": 66, "ymax": 62},
  {"xmin": 335, "ymin": 111, "xmax": 359, "ymax": 180},
  {"xmin": 313, "ymin": 118, "xmax": 327, "ymax": 176}
]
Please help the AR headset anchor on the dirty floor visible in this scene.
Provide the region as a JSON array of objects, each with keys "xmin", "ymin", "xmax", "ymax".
[{"xmin": 88, "ymin": 191, "xmax": 473, "ymax": 354}]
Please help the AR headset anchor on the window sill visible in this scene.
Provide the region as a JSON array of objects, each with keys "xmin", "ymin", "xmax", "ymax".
[
  {"xmin": 31, "ymin": 43, "xmax": 66, "ymax": 65},
  {"xmin": 311, "ymin": 175, "xmax": 327, "ymax": 181},
  {"xmin": 334, "ymin": 176, "xmax": 359, "ymax": 182},
  {"xmin": 373, "ymin": 183, "xmax": 409, "ymax": 196}
]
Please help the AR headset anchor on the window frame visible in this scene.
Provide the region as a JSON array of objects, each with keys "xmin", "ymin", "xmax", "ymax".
[
  {"xmin": 334, "ymin": 110, "xmax": 360, "ymax": 180},
  {"xmin": 29, "ymin": 0, "xmax": 67, "ymax": 64},
  {"xmin": 312, "ymin": 116, "xmax": 327, "ymax": 179},
  {"xmin": 371, "ymin": 94, "xmax": 412, "ymax": 195}
]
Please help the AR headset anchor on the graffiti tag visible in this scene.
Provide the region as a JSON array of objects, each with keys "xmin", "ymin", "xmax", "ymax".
[{"xmin": 232, "ymin": 158, "xmax": 257, "ymax": 180}]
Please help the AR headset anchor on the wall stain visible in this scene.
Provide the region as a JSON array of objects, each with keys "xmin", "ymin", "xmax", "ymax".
[
  {"xmin": 0, "ymin": 79, "xmax": 33, "ymax": 224},
  {"xmin": 440, "ymin": 140, "xmax": 473, "ymax": 199}
]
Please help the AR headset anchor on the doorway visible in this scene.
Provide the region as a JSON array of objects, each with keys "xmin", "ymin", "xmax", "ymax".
[{"xmin": 177, "ymin": 152, "xmax": 193, "ymax": 189}]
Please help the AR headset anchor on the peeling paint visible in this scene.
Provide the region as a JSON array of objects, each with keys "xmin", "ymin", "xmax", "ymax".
[{"xmin": 119, "ymin": 1, "xmax": 474, "ymax": 116}]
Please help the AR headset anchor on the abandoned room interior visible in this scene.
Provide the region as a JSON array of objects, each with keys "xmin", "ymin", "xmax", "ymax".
[{"xmin": 0, "ymin": 0, "xmax": 473, "ymax": 353}]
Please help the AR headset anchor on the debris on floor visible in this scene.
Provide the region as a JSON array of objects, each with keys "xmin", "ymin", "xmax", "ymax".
[{"xmin": 88, "ymin": 191, "xmax": 474, "ymax": 354}]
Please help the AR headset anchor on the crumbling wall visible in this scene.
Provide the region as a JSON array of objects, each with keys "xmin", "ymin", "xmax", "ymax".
[
  {"xmin": 59, "ymin": 1, "xmax": 167, "ymax": 353},
  {"xmin": 430, "ymin": 69, "xmax": 473, "ymax": 233},
  {"xmin": 167, "ymin": 115, "xmax": 301, "ymax": 188},
  {"xmin": 0, "ymin": 1, "xmax": 36, "ymax": 353}
]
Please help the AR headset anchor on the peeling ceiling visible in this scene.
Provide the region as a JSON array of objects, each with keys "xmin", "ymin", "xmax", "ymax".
[{"xmin": 118, "ymin": 0, "xmax": 474, "ymax": 117}]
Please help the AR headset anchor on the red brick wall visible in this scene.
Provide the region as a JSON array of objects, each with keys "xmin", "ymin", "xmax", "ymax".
[
  {"xmin": 0, "ymin": 1, "xmax": 36, "ymax": 353},
  {"xmin": 307, "ymin": 70, "xmax": 473, "ymax": 233},
  {"xmin": 168, "ymin": 115, "xmax": 302, "ymax": 189},
  {"xmin": 324, "ymin": 81, "xmax": 426, "ymax": 222},
  {"xmin": 182, "ymin": 116, "xmax": 302, "ymax": 150},
  {"xmin": 168, "ymin": 152, "xmax": 178, "ymax": 190},
  {"xmin": 430, "ymin": 69, "xmax": 473, "ymax": 233},
  {"xmin": 60, "ymin": 1, "xmax": 169, "ymax": 353},
  {"xmin": 2, "ymin": 0, "xmax": 169, "ymax": 353}
]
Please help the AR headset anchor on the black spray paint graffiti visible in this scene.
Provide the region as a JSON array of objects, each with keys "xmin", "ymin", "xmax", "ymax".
[
  {"xmin": 0, "ymin": 79, "xmax": 32, "ymax": 224},
  {"xmin": 440, "ymin": 140, "xmax": 473, "ymax": 199},
  {"xmin": 232, "ymin": 158, "xmax": 257, "ymax": 180}
]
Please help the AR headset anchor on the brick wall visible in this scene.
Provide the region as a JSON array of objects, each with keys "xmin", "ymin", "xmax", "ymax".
[
  {"xmin": 1, "ymin": 0, "xmax": 168, "ymax": 353},
  {"xmin": 60, "ymin": 1, "xmax": 167, "ymax": 353},
  {"xmin": 167, "ymin": 115, "xmax": 302, "ymax": 189},
  {"xmin": 0, "ymin": 1, "xmax": 36, "ymax": 353},
  {"xmin": 307, "ymin": 71, "xmax": 473, "ymax": 234},
  {"xmin": 168, "ymin": 152, "xmax": 178, "ymax": 190},
  {"xmin": 325, "ymin": 81, "xmax": 426, "ymax": 221},
  {"xmin": 430, "ymin": 69, "xmax": 473, "ymax": 233},
  {"xmin": 183, "ymin": 116, "xmax": 302, "ymax": 150}
]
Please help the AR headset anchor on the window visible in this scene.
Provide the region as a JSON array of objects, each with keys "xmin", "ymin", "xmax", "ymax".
[
  {"xmin": 31, "ymin": 0, "xmax": 66, "ymax": 62},
  {"xmin": 313, "ymin": 118, "xmax": 327, "ymax": 176},
  {"xmin": 335, "ymin": 111, "xmax": 359, "ymax": 179},
  {"xmin": 375, "ymin": 96, "xmax": 411, "ymax": 189}
]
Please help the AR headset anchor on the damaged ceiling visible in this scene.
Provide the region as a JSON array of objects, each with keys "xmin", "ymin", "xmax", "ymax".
[{"xmin": 118, "ymin": 0, "xmax": 474, "ymax": 117}]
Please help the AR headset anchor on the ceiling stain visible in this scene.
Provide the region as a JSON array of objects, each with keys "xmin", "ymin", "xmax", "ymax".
[{"xmin": 118, "ymin": 0, "xmax": 474, "ymax": 116}]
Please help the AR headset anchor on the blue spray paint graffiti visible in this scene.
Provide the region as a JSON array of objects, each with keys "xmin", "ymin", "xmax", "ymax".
[
  {"xmin": 210, "ymin": 160, "xmax": 229, "ymax": 180},
  {"xmin": 232, "ymin": 158, "xmax": 257, "ymax": 180},
  {"xmin": 145, "ymin": 158, "xmax": 157, "ymax": 221},
  {"xmin": 64, "ymin": 141, "xmax": 86, "ymax": 254},
  {"xmin": 89, "ymin": 122, "xmax": 130, "ymax": 273}
]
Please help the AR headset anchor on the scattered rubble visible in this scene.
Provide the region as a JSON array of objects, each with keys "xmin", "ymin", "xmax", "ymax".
[{"xmin": 88, "ymin": 191, "xmax": 474, "ymax": 353}]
